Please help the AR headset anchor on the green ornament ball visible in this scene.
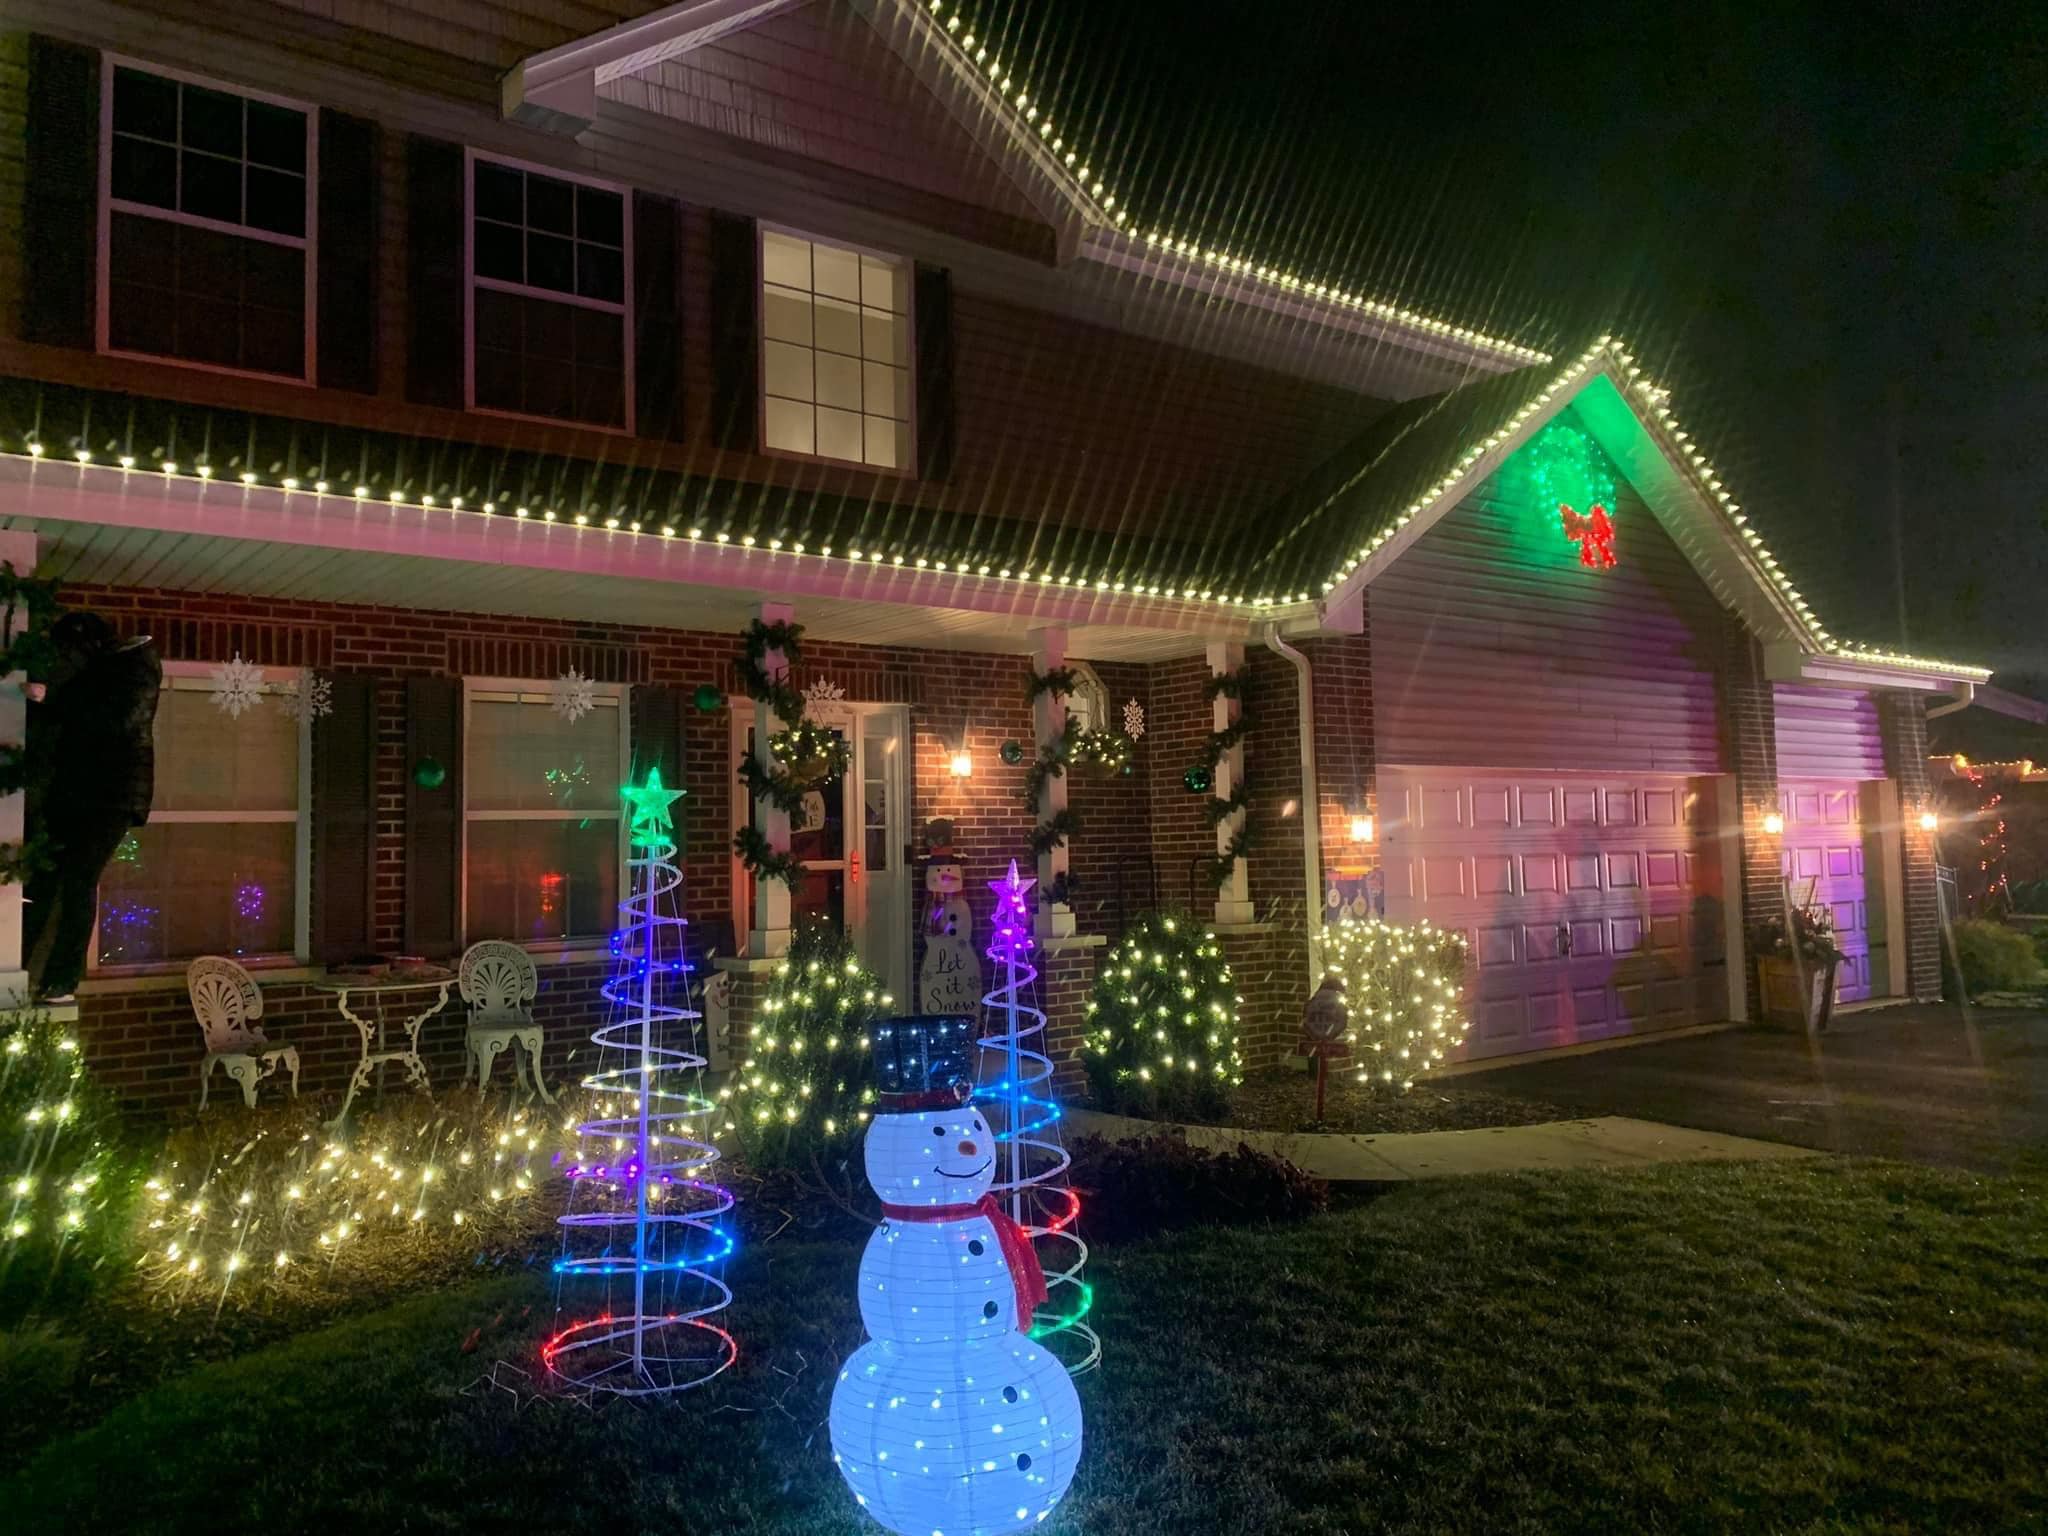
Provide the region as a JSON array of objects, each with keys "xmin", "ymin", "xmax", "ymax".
[
  {"xmin": 693, "ymin": 682, "xmax": 723, "ymax": 712},
  {"xmin": 1182, "ymin": 764, "xmax": 1211, "ymax": 794},
  {"xmin": 1000, "ymin": 739, "xmax": 1026, "ymax": 766},
  {"xmin": 1120, "ymin": 759, "xmax": 1137, "ymax": 778},
  {"xmin": 413, "ymin": 755, "xmax": 447, "ymax": 789}
]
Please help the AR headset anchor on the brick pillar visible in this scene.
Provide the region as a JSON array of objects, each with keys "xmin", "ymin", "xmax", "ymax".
[
  {"xmin": 1030, "ymin": 628, "xmax": 1076, "ymax": 940},
  {"xmin": 1719, "ymin": 623, "xmax": 1780, "ymax": 1019},
  {"xmin": 1878, "ymin": 692, "xmax": 1942, "ymax": 999},
  {"xmin": 1213, "ymin": 925, "xmax": 1308, "ymax": 1071},
  {"xmin": 1039, "ymin": 937, "xmax": 1098, "ymax": 1095}
]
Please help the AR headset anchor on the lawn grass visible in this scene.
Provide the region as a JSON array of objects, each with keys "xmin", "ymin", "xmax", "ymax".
[
  {"xmin": 1229, "ymin": 1065, "xmax": 1582, "ymax": 1135},
  {"xmin": 9, "ymin": 1157, "xmax": 2047, "ymax": 1534}
]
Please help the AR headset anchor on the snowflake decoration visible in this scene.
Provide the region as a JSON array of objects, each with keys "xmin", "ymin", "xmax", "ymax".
[
  {"xmin": 552, "ymin": 667, "xmax": 597, "ymax": 724},
  {"xmin": 277, "ymin": 672, "xmax": 334, "ymax": 722},
  {"xmin": 1122, "ymin": 698, "xmax": 1146, "ymax": 740},
  {"xmin": 208, "ymin": 653, "xmax": 266, "ymax": 720}
]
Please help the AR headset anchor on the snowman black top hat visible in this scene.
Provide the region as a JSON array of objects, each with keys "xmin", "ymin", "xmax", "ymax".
[{"xmin": 872, "ymin": 1015, "xmax": 976, "ymax": 1111}]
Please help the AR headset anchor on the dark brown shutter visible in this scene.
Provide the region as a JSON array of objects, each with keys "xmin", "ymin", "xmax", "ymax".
[
  {"xmin": 403, "ymin": 676, "xmax": 463, "ymax": 957},
  {"xmin": 633, "ymin": 192, "xmax": 685, "ymax": 441},
  {"xmin": 913, "ymin": 264, "xmax": 955, "ymax": 483},
  {"xmin": 405, "ymin": 135, "xmax": 466, "ymax": 409},
  {"xmin": 22, "ymin": 36, "xmax": 100, "ymax": 350},
  {"xmin": 706, "ymin": 211, "xmax": 758, "ymax": 452},
  {"xmin": 311, "ymin": 673, "xmax": 377, "ymax": 963},
  {"xmin": 317, "ymin": 109, "xmax": 382, "ymax": 394},
  {"xmin": 630, "ymin": 684, "xmax": 683, "ymax": 788}
]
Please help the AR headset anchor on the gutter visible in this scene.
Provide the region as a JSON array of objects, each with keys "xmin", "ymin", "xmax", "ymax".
[
  {"xmin": 1926, "ymin": 682, "xmax": 1975, "ymax": 720},
  {"xmin": 1262, "ymin": 625, "xmax": 1323, "ymax": 990}
]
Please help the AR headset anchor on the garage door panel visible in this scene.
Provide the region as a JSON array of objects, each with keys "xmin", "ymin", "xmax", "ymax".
[
  {"xmin": 1779, "ymin": 777, "xmax": 1881, "ymax": 1006},
  {"xmin": 1382, "ymin": 767, "xmax": 1717, "ymax": 1062}
]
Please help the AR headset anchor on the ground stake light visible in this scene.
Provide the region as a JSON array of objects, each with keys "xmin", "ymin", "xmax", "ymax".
[
  {"xmin": 546, "ymin": 766, "xmax": 736, "ymax": 1395},
  {"xmin": 830, "ymin": 1010, "xmax": 1085, "ymax": 1534}
]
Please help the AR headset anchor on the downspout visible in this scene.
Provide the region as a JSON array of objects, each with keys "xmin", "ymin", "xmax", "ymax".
[
  {"xmin": 1263, "ymin": 625, "xmax": 1323, "ymax": 990},
  {"xmin": 1926, "ymin": 681, "xmax": 1975, "ymax": 720}
]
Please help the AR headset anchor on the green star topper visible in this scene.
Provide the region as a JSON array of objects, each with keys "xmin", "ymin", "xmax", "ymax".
[{"xmin": 621, "ymin": 766, "xmax": 686, "ymax": 847}]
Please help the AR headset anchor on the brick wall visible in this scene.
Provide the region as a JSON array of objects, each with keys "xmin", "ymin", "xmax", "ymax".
[
  {"xmin": 1878, "ymin": 692, "xmax": 1942, "ymax": 1000},
  {"xmin": 1718, "ymin": 619, "xmax": 1780, "ymax": 1018}
]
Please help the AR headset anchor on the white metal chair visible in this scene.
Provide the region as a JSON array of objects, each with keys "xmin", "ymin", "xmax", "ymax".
[
  {"xmin": 457, "ymin": 941, "xmax": 552, "ymax": 1101},
  {"xmin": 188, "ymin": 956, "xmax": 300, "ymax": 1111}
]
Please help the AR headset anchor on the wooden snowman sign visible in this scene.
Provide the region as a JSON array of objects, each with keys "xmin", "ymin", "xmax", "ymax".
[{"xmin": 918, "ymin": 821, "xmax": 983, "ymax": 1015}]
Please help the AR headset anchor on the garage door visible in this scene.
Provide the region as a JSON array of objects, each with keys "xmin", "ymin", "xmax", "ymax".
[
  {"xmin": 1778, "ymin": 780, "xmax": 1874, "ymax": 1003},
  {"xmin": 1380, "ymin": 769, "xmax": 1722, "ymax": 1060}
]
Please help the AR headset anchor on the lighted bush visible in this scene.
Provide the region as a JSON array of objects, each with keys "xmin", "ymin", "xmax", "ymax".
[
  {"xmin": 135, "ymin": 1092, "xmax": 573, "ymax": 1308},
  {"xmin": 1950, "ymin": 918, "xmax": 2042, "ymax": 994},
  {"xmin": 0, "ymin": 1012, "xmax": 138, "ymax": 1311},
  {"xmin": 1080, "ymin": 912, "xmax": 1243, "ymax": 1123},
  {"xmin": 722, "ymin": 921, "xmax": 893, "ymax": 1174},
  {"xmin": 1320, "ymin": 916, "xmax": 1470, "ymax": 1092}
]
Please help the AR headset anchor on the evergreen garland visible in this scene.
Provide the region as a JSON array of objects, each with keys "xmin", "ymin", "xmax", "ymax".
[
  {"xmin": 1022, "ymin": 671, "xmax": 1084, "ymax": 853},
  {"xmin": 0, "ymin": 564, "xmax": 62, "ymax": 884},
  {"xmin": 1191, "ymin": 667, "xmax": 1256, "ymax": 892},
  {"xmin": 731, "ymin": 618, "xmax": 852, "ymax": 886}
]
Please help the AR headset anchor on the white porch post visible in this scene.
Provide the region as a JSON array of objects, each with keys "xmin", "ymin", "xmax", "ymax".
[
  {"xmin": 0, "ymin": 531, "xmax": 36, "ymax": 1005},
  {"xmin": 749, "ymin": 600, "xmax": 794, "ymax": 959},
  {"xmin": 1208, "ymin": 640, "xmax": 1255, "ymax": 926},
  {"xmin": 1030, "ymin": 626, "xmax": 1075, "ymax": 939}
]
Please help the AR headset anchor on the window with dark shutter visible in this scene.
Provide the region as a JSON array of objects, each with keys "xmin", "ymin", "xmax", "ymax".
[
  {"xmin": 405, "ymin": 134, "xmax": 465, "ymax": 408},
  {"xmin": 632, "ymin": 192, "xmax": 685, "ymax": 441},
  {"xmin": 103, "ymin": 63, "xmax": 314, "ymax": 380},
  {"xmin": 23, "ymin": 35, "xmax": 100, "ymax": 350},
  {"xmin": 312, "ymin": 673, "xmax": 377, "ymax": 963},
  {"xmin": 316, "ymin": 109, "xmax": 381, "ymax": 394},
  {"xmin": 914, "ymin": 264, "xmax": 956, "ymax": 483},
  {"xmin": 706, "ymin": 210, "xmax": 759, "ymax": 453},
  {"xmin": 404, "ymin": 676, "xmax": 463, "ymax": 958},
  {"xmin": 469, "ymin": 154, "xmax": 631, "ymax": 429}
]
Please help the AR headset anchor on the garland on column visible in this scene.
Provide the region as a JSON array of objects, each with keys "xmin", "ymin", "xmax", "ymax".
[
  {"xmin": 0, "ymin": 564, "xmax": 61, "ymax": 884},
  {"xmin": 1191, "ymin": 668, "xmax": 1255, "ymax": 892},
  {"xmin": 732, "ymin": 618, "xmax": 852, "ymax": 887},
  {"xmin": 1023, "ymin": 671, "xmax": 1083, "ymax": 854}
]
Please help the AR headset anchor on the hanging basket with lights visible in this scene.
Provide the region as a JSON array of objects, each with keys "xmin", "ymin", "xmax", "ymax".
[{"xmin": 732, "ymin": 618, "xmax": 847, "ymax": 884}]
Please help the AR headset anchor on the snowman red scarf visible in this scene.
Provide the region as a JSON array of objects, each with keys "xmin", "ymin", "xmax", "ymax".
[{"xmin": 880, "ymin": 1194, "xmax": 1050, "ymax": 1330}]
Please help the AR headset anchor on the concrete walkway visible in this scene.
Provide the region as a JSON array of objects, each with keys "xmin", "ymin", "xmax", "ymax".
[{"xmin": 1068, "ymin": 1106, "xmax": 1818, "ymax": 1182}]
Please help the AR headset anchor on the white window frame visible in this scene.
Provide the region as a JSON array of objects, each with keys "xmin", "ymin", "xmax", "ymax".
[
  {"xmin": 88, "ymin": 664, "xmax": 313, "ymax": 974},
  {"xmin": 463, "ymin": 148, "xmax": 635, "ymax": 435},
  {"xmin": 756, "ymin": 222, "xmax": 917, "ymax": 476},
  {"xmin": 460, "ymin": 678, "xmax": 630, "ymax": 952},
  {"xmin": 96, "ymin": 55, "xmax": 319, "ymax": 386}
]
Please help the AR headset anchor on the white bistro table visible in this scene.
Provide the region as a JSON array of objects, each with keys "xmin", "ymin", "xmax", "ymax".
[{"xmin": 315, "ymin": 969, "xmax": 456, "ymax": 1123}]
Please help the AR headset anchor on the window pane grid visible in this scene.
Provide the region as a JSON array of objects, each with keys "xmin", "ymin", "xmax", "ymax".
[
  {"xmin": 465, "ymin": 692, "xmax": 622, "ymax": 943},
  {"xmin": 760, "ymin": 230, "xmax": 911, "ymax": 471},
  {"xmin": 110, "ymin": 67, "xmax": 308, "ymax": 242},
  {"xmin": 95, "ymin": 675, "xmax": 302, "ymax": 966}
]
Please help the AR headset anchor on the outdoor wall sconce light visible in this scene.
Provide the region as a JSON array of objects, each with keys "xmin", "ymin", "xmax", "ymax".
[
  {"xmin": 1349, "ymin": 814, "xmax": 1374, "ymax": 843},
  {"xmin": 1761, "ymin": 811, "xmax": 1785, "ymax": 836},
  {"xmin": 948, "ymin": 749, "xmax": 973, "ymax": 778},
  {"xmin": 1918, "ymin": 809, "xmax": 1940, "ymax": 833}
]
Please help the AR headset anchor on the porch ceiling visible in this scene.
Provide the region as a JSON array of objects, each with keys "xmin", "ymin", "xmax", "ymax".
[{"xmin": 6, "ymin": 516, "xmax": 1217, "ymax": 663}]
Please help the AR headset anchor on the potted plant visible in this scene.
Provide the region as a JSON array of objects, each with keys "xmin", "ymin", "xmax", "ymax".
[{"xmin": 1750, "ymin": 904, "xmax": 1846, "ymax": 1030}]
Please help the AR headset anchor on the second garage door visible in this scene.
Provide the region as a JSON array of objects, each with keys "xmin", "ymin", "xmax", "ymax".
[
  {"xmin": 1778, "ymin": 779, "xmax": 1877, "ymax": 1003},
  {"xmin": 1379, "ymin": 768, "xmax": 1724, "ymax": 1060}
]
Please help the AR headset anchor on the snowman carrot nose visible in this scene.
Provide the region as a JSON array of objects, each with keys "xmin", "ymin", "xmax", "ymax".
[{"xmin": 957, "ymin": 1141, "xmax": 977, "ymax": 1156}]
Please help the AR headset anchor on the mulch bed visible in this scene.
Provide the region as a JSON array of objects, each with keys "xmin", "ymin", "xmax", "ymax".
[{"xmin": 1224, "ymin": 1065, "xmax": 1587, "ymax": 1136}]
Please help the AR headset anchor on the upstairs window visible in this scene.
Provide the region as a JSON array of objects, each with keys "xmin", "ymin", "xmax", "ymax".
[
  {"xmin": 469, "ymin": 155, "xmax": 631, "ymax": 430},
  {"xmin": 760, "ymin": 229, "xmax": 912, "ymax": 471},
  {"xmin": 101, "ymin": 62, "xmax": 314, "ymax": 380}
]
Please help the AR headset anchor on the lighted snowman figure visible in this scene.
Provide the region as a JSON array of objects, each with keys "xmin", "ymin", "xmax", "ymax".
[{"xmin": 831, "ymin": 1016, "xmax": 1084, "ymax": 1535}]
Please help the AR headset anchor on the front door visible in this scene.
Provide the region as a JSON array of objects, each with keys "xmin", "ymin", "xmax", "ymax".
[{"xmin": 738, "ymin": 705, "xmax": 909, "ymax": 1003}]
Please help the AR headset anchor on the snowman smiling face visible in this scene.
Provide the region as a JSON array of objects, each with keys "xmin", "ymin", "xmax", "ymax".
[{"xmin": 866, "ymin": 1105, "xmax": 998, "ymax": 1207}]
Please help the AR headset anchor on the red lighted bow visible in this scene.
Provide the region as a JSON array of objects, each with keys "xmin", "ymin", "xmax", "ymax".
[
  {"xmin": 880, "ymin": 1193, "xmax": 1049, "ymax": 1329},
  {"xmin": 1560, "ymin": 503, "xmax": 1618, "ymax": 569}
]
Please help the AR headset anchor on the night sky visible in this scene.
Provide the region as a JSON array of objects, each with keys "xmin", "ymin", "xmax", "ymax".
[{"xmin": 975, "ymin": 0, "xmax": 2048, "ymax": 685}]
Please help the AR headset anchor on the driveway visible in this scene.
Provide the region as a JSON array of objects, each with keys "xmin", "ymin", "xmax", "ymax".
[{"xmin": 1466, "ymin": 1004, "xmax": 2048, "ymax": 1172}]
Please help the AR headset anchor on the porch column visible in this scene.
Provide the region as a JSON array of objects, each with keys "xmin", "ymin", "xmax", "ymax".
[
  {"xmin": 1208, "ymin": 640, "xmax": 1255, "ymax": 926},
  {"xmin": 749, "ymin": 600, "xmax": 794, "ymax": 959},
  {"xmin": 1030, "ymin": 626, "xmax": 1075, "ymax": 940},
  {"xmin": 0, "ymin": 531, "xmax": 35, "ymax": 1005}
]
